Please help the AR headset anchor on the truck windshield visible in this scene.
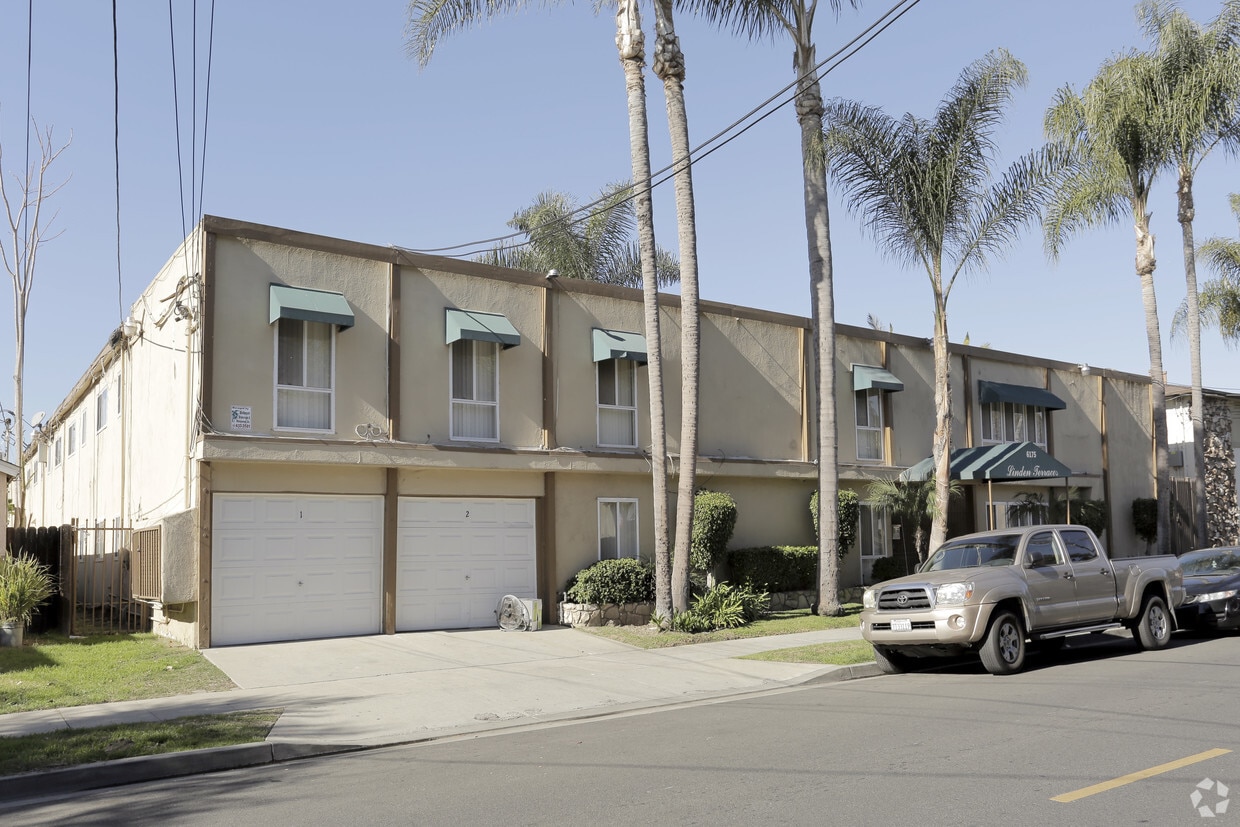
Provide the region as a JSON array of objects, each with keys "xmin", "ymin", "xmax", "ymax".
[{"xmin": 921, "ymin": 536, "xmax": 1020, "ymax": 572}]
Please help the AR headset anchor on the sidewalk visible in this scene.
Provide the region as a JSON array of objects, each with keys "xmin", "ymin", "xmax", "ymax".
[{"xmin": 0, "ymin": 625, "xmax": 876, "ymax": 801}]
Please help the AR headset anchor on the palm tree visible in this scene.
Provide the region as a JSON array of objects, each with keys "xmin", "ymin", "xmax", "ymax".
[
  {"xmin": 477, "ymin": 183, "xmax": 680, "ymax": 287},
  {"xmin": 646, "ymin": 1, "xmax": 702, "ymax": 613},
  {"xmin": 824, "ymin": 50, "xmax": 1064, "ymax": 556},
  {"xmin": 1138, "ymin": 0, "xmax": 1240, "ymax": 548},
  {"xmin": 864, "ymin": 477, "xmax": 950, "ymax": 572},
  {"xmin": 1184, "ymin": 193, "xmax": 1240, "ymax": 342},
  {"xmin": 405, "ymin": 0, "xmax": 676, "ymax": 618},
  {"xmin": 1044, "ymin": 47, "xmax": 1177, "ymax": 555},
  {"xmin": 684, "ymin": 0, "xmax": 858, "ymax": 616}
]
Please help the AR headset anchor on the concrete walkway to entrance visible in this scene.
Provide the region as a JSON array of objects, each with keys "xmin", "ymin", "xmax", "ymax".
[{"xmin": 0, "ymin": 625, "xmax": 876, "ymax": 800}]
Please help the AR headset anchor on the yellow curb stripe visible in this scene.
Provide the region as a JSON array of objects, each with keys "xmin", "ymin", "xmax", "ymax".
[{"xmin": 1052, "ymin": 748, "xmax": 1232, "ymax": 803}]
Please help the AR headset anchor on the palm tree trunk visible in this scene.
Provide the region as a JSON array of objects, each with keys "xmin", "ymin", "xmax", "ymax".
[
  {"xmin": 652, "ymin": 1, "xmax": 699, "ymax": 613},
  {"xmin": 1177, "ymin": 170, "xmax": 1208, "ymax": 548},
  {"xmin": 790, "ymin": 38, "xmax": 841, "ymax": 616},
  {"xmin": 1135, "ymin": 208, "xmax": 1172, "ymax": 555},
  {"xmin": 928, "ymin": 283, "xmax": 953, "ymax": 554},
  {"xmin": 616, "ymin": 0, "xmax": 671, "ymax": 618}
]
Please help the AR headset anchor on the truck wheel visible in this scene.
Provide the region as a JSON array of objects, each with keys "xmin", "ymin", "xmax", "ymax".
[
  {"xmin": 1133, "ymin": 595, "xmax": 1172, "ymax": 651},
  {"xmin": 979, "ymin": 611, "xmax": 1025, "ymax": 675},
  {"xmin": 873, "ymin": 645, "xmax": 912, "ymax": 675}
]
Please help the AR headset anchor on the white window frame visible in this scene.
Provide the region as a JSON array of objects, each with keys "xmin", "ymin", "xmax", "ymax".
[
  {"xmin": 981, "ymin": 401, "xmax": 1049, "ymax": 448},
  {"xmin": 854, "ymin": 387, "xmax": 884, "ymax": 462},
  {"xmin": 54, "ymin": 436, "xmax": 63, "ymax": 467},
  {"xmin": 273, "ymin": 318, "xmax": 336, "ymax": 433},
  {"xmin": 449, "ymin": 339, "xmax": 500, "ymax": 442},
  {"xmin": 858, "ymin": 502, "xmax": 890, "ymax": 585},
  {"xmin": 993, "ymin": 500, "xmax": 1041, "ymax": 530},
  {"xmin": 67, "ymin": 422, "xmax": 77, "ymax": 457},
  {"xmin": 597, "ymin": 358, "xmax": 638, "ymax": 449},
  {"xmin": 96, "ymin": 387, "xmax": 109, "ymax": 432},
  {"xmin": 598, "ymin": 498, "xmax": 640, "ymax": 560}
]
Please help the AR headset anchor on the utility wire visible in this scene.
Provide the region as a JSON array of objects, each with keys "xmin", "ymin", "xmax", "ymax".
[
  {"xmin": 396, "ymin": 0, "xmax": 922, "ymax": 260},
  {"xmin": 197, "ymin": 0, "xmax": 216, "ymax": 223},
  {"xmin": 169, "ymin": 0, "xmax": 188, "ymax": 243}
]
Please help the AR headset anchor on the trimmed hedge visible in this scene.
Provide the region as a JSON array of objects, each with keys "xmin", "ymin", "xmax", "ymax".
[
  {"xmin": 564, "ymin": 558, "xmax": 655, "ymax": 605},
  {"xmin": 1132, "ymin": 497, "xmax": 1158, "ymax": 545},
  {"xmin": 809, "ymin": 489, "xmax": 860, "ymax": 559},
  {"xmin": 726, "ymin": 545, "xmax": 816, "ymax": 592},
  {"xmin": 691, "ymin": 490, "xmax": 738, "ymax": 573}
]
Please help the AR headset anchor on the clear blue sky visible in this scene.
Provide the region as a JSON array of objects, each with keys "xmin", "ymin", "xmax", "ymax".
[{"xmin": 0, "ymin": 0, "xmax": 1237, "ymax": 434}]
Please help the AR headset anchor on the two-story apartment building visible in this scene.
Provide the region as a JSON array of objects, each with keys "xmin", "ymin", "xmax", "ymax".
[{"xmin": 21, "ymin": 216, "xmax": 1157, "ymax": 648}]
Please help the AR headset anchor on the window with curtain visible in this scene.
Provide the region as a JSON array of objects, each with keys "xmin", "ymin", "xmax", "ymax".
[
  {"xmin": 450, "ymin": 339, "xmax": 499, "ymax": 441},
  {"xmin": 597, "ymin": 358, "xmax": 637, "ymax": 448},
  {"xmin": 275, "ymin": 318, "xmax": 334, "ymax": 431},
  {"xmin": 981, "ymin": 401, "xmax": 1047, "ymax": 447},
  {"xmin": 858, "ymin": 502, "xmax": 889, "ymax": 559},
  {"xmin": 598, "ymin": 498, "xmax": 639, "ymax": 560},
  {"xmin": 855, "ymin": 388, "xmax": 884, "ymax": 461}
]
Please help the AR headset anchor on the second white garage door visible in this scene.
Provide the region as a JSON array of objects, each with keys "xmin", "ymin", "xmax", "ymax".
[
  {"xmin": 212, "ymin": 494, "xmax": 384, "ymax": 646},
  {"xmin": 397, "ymin": 498, "xmax": 537, "ymax": 631}
]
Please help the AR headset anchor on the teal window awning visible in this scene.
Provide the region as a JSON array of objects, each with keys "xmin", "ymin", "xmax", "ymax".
[
  {"xmin": 853, "ymin": 365, "xmax": 904, "ymax": 393},
  {"xmin": 978, "ymin": 380, "xmax": 1066, "ymax": 411},
  {"xmin": 445, "ymin": 308, "xmax": 521, "ymax": 349},
  {"xmin": 270, "ymin": 284, "xmax": 354, "ymax": 329},
  {"xmin": 901, "ymin": 441, "xmax": 1074, "ymax": 482},
  {"xmin": 592, "ymin": 328, "xmax": 648, "ymax": 364}
]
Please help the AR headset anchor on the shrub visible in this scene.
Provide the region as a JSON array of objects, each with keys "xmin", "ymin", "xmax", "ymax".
[
  {"xmin": 690, "ymin": 490, "xmax": 738, "ymax": 573},
  {"xmin": 1132, "ymin": 498, "xmax": 1158, "ymax": 545},
  {"xmin": 727, "ymin": 546, "xmax": 816, "ymax": 592},
  {"xmin": 870, "ymin": 555, "xmax": 913, "ymax": 583},
  {"xmin": 809, "ymin": 489, "xmax": 859, "ymax": 559},
  {"xmin": 564, "ymin": 558, "xmax": 655, "ymax": 605},
  {"xmin": 0, "ymin": 552, "xmax": 56, "ymax": 625},
  {"xmin": 671, "ymin": 582, "xmax": 768, "ymax": 633}
]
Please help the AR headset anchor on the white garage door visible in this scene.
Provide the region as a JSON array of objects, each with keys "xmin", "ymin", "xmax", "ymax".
[
  {"xmin": 212, "ymin": 494, "xmax": 383, "ymax": 646},
  {"xmin": 397, "ymin": 498, "xmax": 537, "ymax": 631}
]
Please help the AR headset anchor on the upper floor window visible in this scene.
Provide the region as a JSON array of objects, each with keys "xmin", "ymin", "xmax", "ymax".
[
  {"xmin": 54, "ymin": 436, "xmax": 63, "ymax": 467},
  {"xmin": 97, "ymin": 387, "xmax": 109, "ymax": 431},
  {"xmin": 275, "ymin": 318, "xmax": 334, "ymax": 431},
  {"xmin": 450, "ymin": 339, "xmax": 499, "ymax": 441},
  {"xmin": 855, "ymin": 388, "xmax": 884, "ymax": 461},
  {"xmin": 598, "ymin": 498, "xmax": 639, "ymax": 560},
  {"xmin": 598, "ymin": 359, "xmax": 638, "ymax": 448},
  {"xmin": 852, "ymin": 365, "xmax": 904, "ymax": 463},
  {"xmin": 977, "ymin": 380, "xmax": 1065, "ymax": 449},
  {"xmin": 67, "ymin": 422, "xmax": 78, "ymax": 457},
  {"xmin": 981, "ymin": 401, "xmax": 1047, "ymax": 448}
]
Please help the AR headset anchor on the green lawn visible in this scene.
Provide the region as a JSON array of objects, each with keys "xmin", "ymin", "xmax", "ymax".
[
  {"xmin": 0, "ymin": 710, "xmax": 281, "ymax": 776},
  {"xmin": 0, "ymin": 632, "xmax": 259, "ymax": 777},
  {"xmin": 0, "ymin": 633, "xmax": 236, "ymax": 715},
  {"xmin": 581, "ymin": 607, "xmax": 862, "ymax": 649},
  {"xmin": 740, "ymin": 639, "xmax": 876, "ymax": 665}
]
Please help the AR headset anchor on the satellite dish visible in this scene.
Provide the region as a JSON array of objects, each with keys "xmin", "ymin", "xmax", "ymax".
[{"xmin": 30, "ymin": 411, "xmax": 44, "ymax": 428}]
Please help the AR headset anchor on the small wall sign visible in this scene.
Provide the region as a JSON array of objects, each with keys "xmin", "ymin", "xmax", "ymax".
[{"xmin": 230, "ymin": 406, "xmax": 252, "ymax": 432}]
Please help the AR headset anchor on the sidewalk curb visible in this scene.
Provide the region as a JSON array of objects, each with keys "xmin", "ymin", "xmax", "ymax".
[{"xmin": 0, "ymin": 661, "xmax": 882, "ymax": 803}]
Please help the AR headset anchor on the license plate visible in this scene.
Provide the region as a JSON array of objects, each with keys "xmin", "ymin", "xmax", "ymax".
[{"xmin": 891, "ymin": 618, "xmax": 912, "ymax": 632}]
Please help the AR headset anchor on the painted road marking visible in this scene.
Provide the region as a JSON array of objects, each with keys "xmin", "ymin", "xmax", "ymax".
[{"xmin": 1052, "ymin": 748, "xmax": 1232, "ymax": 803}]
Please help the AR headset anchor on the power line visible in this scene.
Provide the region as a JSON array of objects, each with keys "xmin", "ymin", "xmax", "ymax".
[
  {"xmin": 395, "ymin": 0, "xmax": 922, "ymax": 261},
  {"xmin": 112, "ymin": 0, "xmax": 123, "ymax": 323}
]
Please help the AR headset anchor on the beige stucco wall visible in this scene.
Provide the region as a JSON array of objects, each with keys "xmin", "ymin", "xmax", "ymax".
[
  {"xmin": 209, "ymin": 236, "xmax": 390, "ymax": 443},
  {"xmin": 399, "ymin": 265, "xmax": 544, "ymax": 448},
  {"xmin": 1102, "ymin": 377, "xmax": 1156, "ymax": 554}
]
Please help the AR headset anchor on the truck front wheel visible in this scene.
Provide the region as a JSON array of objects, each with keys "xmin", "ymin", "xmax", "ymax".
[
  {"xmin": 873, "ymin": 645, "xmax": 914, "ymax": 675},
  {"xmin": 1133, "ymin": 595, "xmax": 1172, "ymax": 651},
  {"xmin": 979, "ymin": 611, "xmax": 1026, "ymax": 675}
]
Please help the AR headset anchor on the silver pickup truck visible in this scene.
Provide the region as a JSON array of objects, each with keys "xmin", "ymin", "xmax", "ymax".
[{"xmin": 860, "ymin": 524, "xmax": 1184, "ymax": 675}]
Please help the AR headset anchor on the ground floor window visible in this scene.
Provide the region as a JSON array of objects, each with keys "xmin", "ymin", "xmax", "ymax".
[{"xmin": 598, "ymin": 498, "xmax": 639, "ymax": 560}]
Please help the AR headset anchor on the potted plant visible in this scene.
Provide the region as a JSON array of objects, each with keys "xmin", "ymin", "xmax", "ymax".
[{"xmin": 0, "ymin": 552, "xmax": 56, "ymax": 647}]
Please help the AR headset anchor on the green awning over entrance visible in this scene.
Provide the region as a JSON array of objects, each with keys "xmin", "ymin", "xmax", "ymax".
[
  {"xmin": 592, "ymin": 328, "xmax": 648, "ymax": 364},
  {"xmin": 978, "ymin": 380, "xmax": 1066, "ymax": 410},
  {"xmin": 445, "ymin": 308, "xmax": 521, "ymax": 349},
  {"xmin": 269, "ymin": 284, "xmax": 354, "ymax": 329},
  {"xmin": 853, "ymin": 365, "xmax": 904, "ymax": 393},
  {"xmin": 900, "ymin": 441, "xmax": 1073, "ymax": 482}
]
